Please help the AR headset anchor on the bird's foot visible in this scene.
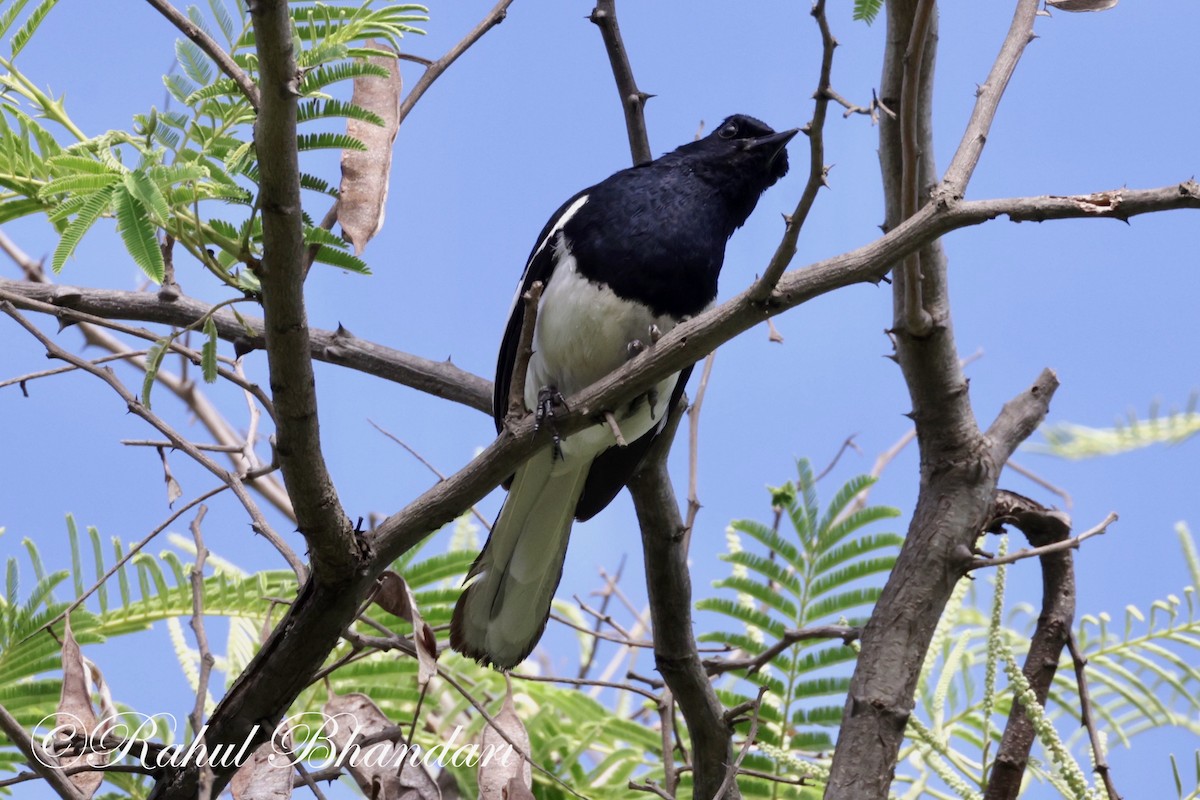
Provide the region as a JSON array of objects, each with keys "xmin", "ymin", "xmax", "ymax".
[
  {"xmin": 626, "ymin": 324, "xmax": 664, "ymax": 362},
  {"xmin": 535, "ymin": 386, "xmax": 569, "ymax": 460}
]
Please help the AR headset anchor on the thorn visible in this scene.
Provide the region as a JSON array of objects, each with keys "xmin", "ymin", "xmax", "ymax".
[
  {"xmin": 334, "ymin": 323, "xmax": 354, "ymax": 339},
  {"xmin": 781, "ymin": 212, "xmax": 794, "ymax": 225},
  {"xmin": 233, "ymin": 338, "xmax": 256, "ymax": 359}
]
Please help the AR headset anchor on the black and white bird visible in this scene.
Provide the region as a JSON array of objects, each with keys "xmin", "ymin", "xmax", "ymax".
[{"xmin": 450, "ymin": 114, "xmax": 797, "ymax": 669}]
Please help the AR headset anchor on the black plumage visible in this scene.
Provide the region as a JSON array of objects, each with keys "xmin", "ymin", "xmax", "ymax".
[{"xmin": 452, "ymin": 114, "xmax": 797, "ymax": 669}]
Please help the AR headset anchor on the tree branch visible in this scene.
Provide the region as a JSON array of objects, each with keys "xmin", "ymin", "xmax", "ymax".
[
  {"xmin": 143, "ymin": 0, "xmax": 260, "ymax": 110},
  {"xmin": 589, "ymin": 0, "xmax": 652, "ymax": 165},
  {"xmin": 981, "ymin": 490, "xmax": 1076, "ymax": 800},
  {"xmin": 626, "ymin": 398, "xmax": 742, "ymax": 800},
  {"xmin": 396, "ymin": 0, "xmax": 515, "ymax": 127},
  {"xmin": 940, "ymin": 0, "xmax": 1041, "ymax": 198},
  {"xmin": 249, "ymin": 0, "xmax": 355, "ymax": 576},
  {"xmin": 0, "ymin": 279, "xmax": 492, "ymax": 414},
  {"xmin": 0, "ymin": 703, "xmax": 88, "ymax": 800},
  {"xmin": 749, "ymin": 0, "xmax": 838, "ymax": 301}
]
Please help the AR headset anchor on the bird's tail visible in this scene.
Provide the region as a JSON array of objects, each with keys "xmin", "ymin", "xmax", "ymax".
[{"xmin": 450, "ymin": 448, "xmax": 591, "ymax": 669}]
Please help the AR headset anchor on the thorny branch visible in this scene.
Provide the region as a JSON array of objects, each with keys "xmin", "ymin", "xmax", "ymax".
[
  {"xmin": 980, "ymin": 490, "xmax": 1079, "ymax": 800},
  {"xmin": 589, "ymin": 0, "xmax": 652, "ymax": 165},
  {"xmin": 396, "ymin": 0, "xmax": 515, "ymax": 127},
  {"xmin": 1067, "ymin": 631, "xmax": 1123, "ymax": 800},
  {"xmin": 750, "ymin": 0, "xmax": 838, "ymax": 301},
  {"xmin": 143, "ymin": 0, "xmax": 260, "ymax": 110}
]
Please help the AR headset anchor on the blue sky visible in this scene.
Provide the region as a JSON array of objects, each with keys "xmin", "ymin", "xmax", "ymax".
[{"xmin": 2, "ymin": 1, "xmax": 1198, "ymax": 797}]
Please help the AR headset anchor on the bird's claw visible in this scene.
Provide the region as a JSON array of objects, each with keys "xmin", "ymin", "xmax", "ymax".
[
  {"xmin": 535, "ymin": 386, "xmax": 568, "ymax": 460},
  {"xmin": 626, "ymin": 339, "xmax": 646, "ymax": 360}
]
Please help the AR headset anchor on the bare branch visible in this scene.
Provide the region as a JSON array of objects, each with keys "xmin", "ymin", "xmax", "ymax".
[
  {"xmin": 589, "ymin": 0, "xmax": 652, "ymax": 165},
  {"xmin": 749, "ymin": 0, "xmax": 837, "ymax": 301},
  {"xmin": 506, "ymin": 281, "xmax": 543, "ymax": 425},
  {"xmin": 0, "ymin": 279, "xmax": 492, "ymax": 413},
  {"xmin": 0, "ymin": 302, "xmax": 306, "ymax": 579},
  {"xmin": 0, "ymin": 703, "xmax": 88, "ymax": 800},
  {"xmin": 981, "ymin": 490, "xmax": 1080, "ymax": 799},
  {"xmin": 705, "ymin": 625, "xmax": 860, "ymax": 676},
  {"xmin": 187, "ymin": 506, "xmax": 216, "ymax": 800},
  {"xmin": 940, "ymin": 0, "xmax": 1042, "ymax": 197},
  {"xmin": 972, "ymin": 510, "xmax": 1117, "ymax": 569},
  {"xmin": 626, "ymin": 398, "xmax": 742, "ymax": 800},
  {"xmin": 1067, "ymin": 632, "xmax": 1123, "ymax": 800},
  {"xmin": 249, "ymin": 0, "xmax": 355, "ymax": 575},
  {"xmin": 143, "ymin": 0, "xmax": 260, "ymax": 110},
  {"xmin": 396, "ymin": 0, "xmax": 515, "ymax": 127},
  {"xmin": 898, "ymin": 0, "xmax": 936, "ymax": 336}
]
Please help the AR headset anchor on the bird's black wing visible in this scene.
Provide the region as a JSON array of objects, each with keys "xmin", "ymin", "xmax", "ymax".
[
  {"xmin": 574, "ymin": 363, "xmax": 693, "ymax": 521},
  {"xmin": 493, "ymin": 188, "xmax": 591, "ymax": 434}
]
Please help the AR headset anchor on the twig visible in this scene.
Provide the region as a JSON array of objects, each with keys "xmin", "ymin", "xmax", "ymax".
[
  {"xmin": 143, "ymin": 0, "xmax": 260, "ymax": 110},
  {"xmin": 507, "ymin": 671, "xmax": 660, "ymax": 704},
  {"xmin": 1067, "ymin": 631, "xmax": 1122, "ymax": 800},
  {"xmin": 814, "ymin": 434, "xmax": 862, "ymax": 482},
  {"xmin": 629, "ymin": 779, "xmax": 674, "ymax": 800},
  {"xmin": 0, "ymin": 301, "xmax": 307, "ymax": 581},
  {"xmin": 971, "ymin": 512, "xmax": 1117, "ymax": 569},
  {"xmin": 396, "ymin": 0, "xmax": 515, "ymax": 127},
  {"xmin": 940, "ymin": 0, "xmax": 1042, "ymax": 197},
  {"xmin": 122, "ymin": 440, "xmax": 245, "ymax": 453},
  {"xmin": 589, "ymin": 0, "xmax": 652, "ymax": 165},
  {"xmin": 578, "ymin": 558, "xmax": 627, "ymax": 680},
  {"xmin": 705, "ymin": 625, "xmax": 860, "ymax": 676},
  {"xmin": 27, "ymin": 485, "xmax": 231, "ymax": 643},
  {"xmin": 0, "ymin": 703, "xmax": 88, "ymax": 800},
  {"xmin": 506, "ymin": 281, "xmax": 543, "ymax": 425},
  {"xmin": 683, "ymin": 352, "xmax": 716, "ymax": 543},
  {"xmin": 187, "ymin": 506, "xmax": 216, "ymax": 800},
  {"xmin": 749, "ymin": 0, "xmax": 838, "ymax": 301},
  {"xmin": 898, "ymin": 0, "xmax": 936, "ymax": 336},
  {"xmin": 368, "ymin": 419, "xmax": 492, "ymax": 530},
  {"xmin": 711, "ymin": 686, "xmax": 768, "ymax": 800},
  {"xmin": 604, "ymin": 411, "xmax": 627, "ymax": 446},
  {"xmin": 551, "ymin": 611, "xmax": 651, "ymax": 648},
  {"xmin": 1005, "ymin": 458, "xmax": 1073, "ymax": 509},
  {"xmin": 0, "ymin": 350, "xmax": 148, "ymax": 389},
  {"xmin": 660, "ymin": 689, "xmax": 678, "ymax": 796}
]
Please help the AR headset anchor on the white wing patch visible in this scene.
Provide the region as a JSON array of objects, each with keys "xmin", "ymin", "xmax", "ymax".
[{"xmin": 504, "ymin": 194, "xmax": 590, "ymax": 323}]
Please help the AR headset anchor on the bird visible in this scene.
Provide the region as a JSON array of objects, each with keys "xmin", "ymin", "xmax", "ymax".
[{"xmin": 450, "ymin": 114, "xmax": 798, "ymax": 669}]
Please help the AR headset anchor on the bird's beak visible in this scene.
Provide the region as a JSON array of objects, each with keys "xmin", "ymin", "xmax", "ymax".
[{"xmin": 747, "ymin": 128, "xmax": 800, "ymax": 155}]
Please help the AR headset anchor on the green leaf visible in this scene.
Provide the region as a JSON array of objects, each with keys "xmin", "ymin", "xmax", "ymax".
[
  {"xmin": 201, "ymin": 316, "xmax": 218, "ymax": 383},
  {"xmin": 0, "ymin": 0, "xmax": 32, "ymax": 39},
  {"xmin": 298, "ymin": 60, "xmax": 391, "ymax": 95},
  {"xmin": 38, "ymin": 171, "xmax": 121, "ymax": 198},
  {"xmin": 141, "ymin": 338, "xmax": 170, "ymax": 409},
  {"xmin": 112, "ymin": 186, "xmax": 166, "ymax": 282},
  {"xmin": 51, "ymin": 184, "xmax": 115, "ymax": 272},
  {"xmin": 296, "ymin": 132, "xmax": 367, "ymax": 152},
  {"xmin": 175, "ymin": 38, "xmax": 214, "ymax": 85},
  {"xmin": 310, "ymin": 244, "xmax": 371, "ymax": 274},
  {"xmin": 0, "ymin": 197, "xmax": 44, "ymax": 224},
  {"xmin": 9, "ymin": 0, "xmax": 57, "ymax": 58},
  {"xmin": 297, "ymin": 98, "xmax": 385, "ymax": 127},
  {"xmin": 123, "ymin": 169, "xmax": 171, "ymax": 224},
  {"xmin": 853, "ymin": 0, "xmax": 884, "ymax": 24}
]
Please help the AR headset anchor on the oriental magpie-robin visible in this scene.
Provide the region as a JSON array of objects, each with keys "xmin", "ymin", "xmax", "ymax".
[{"xmin": 451, "ymin": 115, "xmax": 797, "ymax": 669}]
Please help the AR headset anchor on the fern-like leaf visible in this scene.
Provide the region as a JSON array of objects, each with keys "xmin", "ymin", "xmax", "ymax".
[
  {"xmin": 51, "ymin": 184, "xmax": 115, "ymax": 272},
  {"xmin": 112, "ymin": 185, "xmax": 165, "ymax": 282}
]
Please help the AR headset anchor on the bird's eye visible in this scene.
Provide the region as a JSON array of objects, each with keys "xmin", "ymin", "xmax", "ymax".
[{"xmin": 718, "ymin": 123, "xmax": 738, "ymax": 139}]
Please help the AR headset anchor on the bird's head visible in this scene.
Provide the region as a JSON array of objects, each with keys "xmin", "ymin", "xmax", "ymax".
[{"xmin": 672, "ymin": 114, "xmax": 798, "ymax": 227}]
